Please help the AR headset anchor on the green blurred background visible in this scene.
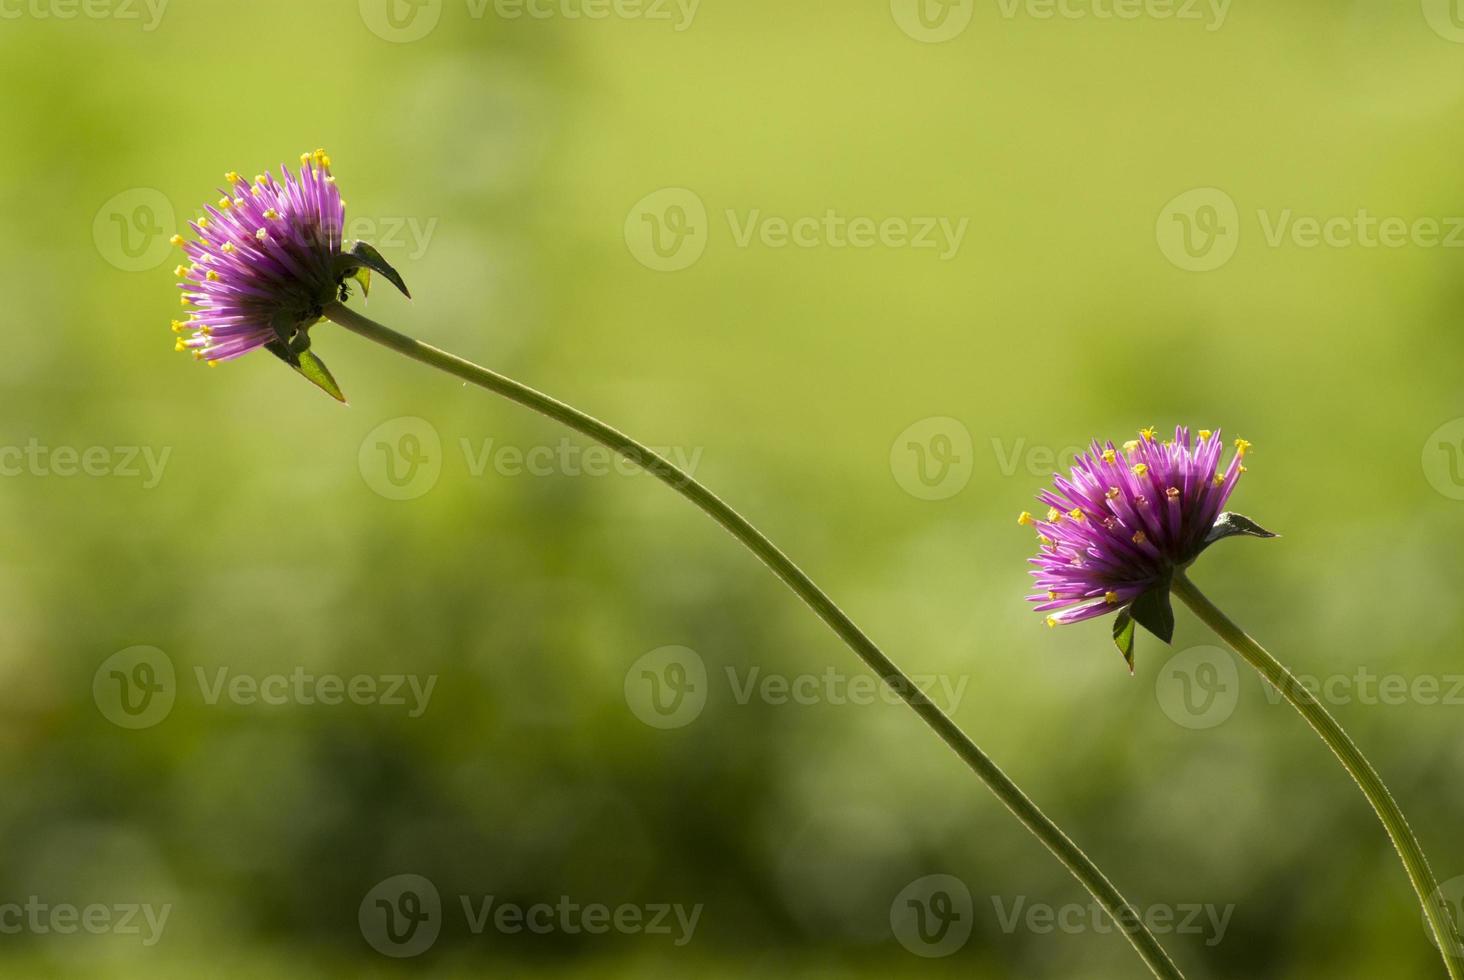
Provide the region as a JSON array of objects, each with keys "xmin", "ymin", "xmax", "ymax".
[{"xmin": 2, "ymin": 0, "xmax": 1464, "ymax": 976}]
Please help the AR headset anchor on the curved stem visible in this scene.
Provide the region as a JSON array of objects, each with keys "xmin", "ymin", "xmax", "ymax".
[
  {"xmin": 324, "ymin": 302, "xmax": 1185, "ymax": 979},
  {"xmin": 1172, "ymin": 569, "xmax": 1464, "ymax": 978}
]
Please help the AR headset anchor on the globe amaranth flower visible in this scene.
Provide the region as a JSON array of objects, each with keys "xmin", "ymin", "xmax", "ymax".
[
  {"xmin": 169, "ymin": 149, "xmax": 408, "ymax": 401},
  {"xmin": 1018, "ymin": 426, "xmax": 1274, "ymax": 665}
]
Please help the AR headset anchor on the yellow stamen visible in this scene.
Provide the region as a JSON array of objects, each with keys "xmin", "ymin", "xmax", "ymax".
[
  {"xmin": 1047, "ymin": 507, "xmax": 1060, "ymax": 522},
  {"xmin": 206, "ymin": 271, "xmax": 220, "ymax": 282},
  {"xmin": 217, "ymin": 197, "xmax": 232, "ymax": 210},
  {"xmin": 174, "ymin": 338, "xmax": 186, "ymax": 352},
  {"xmin": 198, "ymin": 217, "xmax": 210, "ymax": 229},
  {"xmin": 1234, "ymin": 438, "xmax": 1252, "ymax": 456},
  {"xmin": 1105, "ymin": 591, "xmax": 1118, "ymax": 604},
  {"xmin": 1067, "ymin": 508, "xmax": 1085, "ymax": 522},
  {"xmin": 1198, "ymin": 429, "xmax": 1212, "ymax": 440},
  {"xmin": 1102, "ymin": 449, "xmax": 1116, "ymax": 463},
  {"xmin": 1036, "ymin": 534, "xmax": 1051, "ymax": 545},
  {"xmin": 1140, "ymin": 426, "xmax": 1157, "ymax": 441},
  {"xmin": 313, "ymin": 148, "xmax": 332, "ymax": 168},
  {"xmin": 170, "ymin": 234, "xmax": 185, "ymax": 247},
  {"xmin": 255, "ymin": 228, "xmax": 269, "ymax": 242},
  {"xmin": 1132, "ymin": 531, "xmax": 1147, "ymax": 545},
  {"xmin": 173, "ymin": 265, "xmax": 188, "ymax": 278},
  {"xmin": 1045, "ymin": 616, "xmax": 1058, "ymax": 628},
  {"xmin": 170, "ymin": 320, "xmax": 186, "ymax": 333},
  {"xmin": 1105, "ymin": 487, "xmax": 1120, "ymax": 499},
  {"xmin": 255, "ymin": 174, "xmax": 268, "ymax": 187},
  {"xmin": 180, "ymin": 295, "xmax": 191, "ymax": 307},
  {"xmin": 207, "ymin": 360, "xmax": 219, "ymax": 368},
  {"xmin": 263, "ymin": 209, "xmax": 280, "ymax": 221},
  {"xmin": 1123, "ymin": 440, "xmax": 1139, "ymax": 454},
  {"xmin": 1017, "ymin": 511, "xmax": 1034, "ymax": 527},
  {"xmin": 1048, "ymin": 590, "xmax": 1059, "ymax": 601},
  {"xmin": 221, "ymin": 242, "xmax": 235, "ymax": 254},
  {"xmin": 300, "ymin": 152, "xmax": 312, "ymax": 167},
  {"xmin": 1132, "ymin": 463, "xmax": 1148, "ymax": 477},
  {"xmin": 1213, "ymin": 473, "xmax": 1224, "ymax": 487}
]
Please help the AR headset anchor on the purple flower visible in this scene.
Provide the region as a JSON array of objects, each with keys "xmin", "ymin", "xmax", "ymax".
[
  {"xmin": 169, "ymin": 149, "xmax": 408, "ymax": 400},
  {"xmin": 172, "ymin": 149, "xmax": 345, "ymax": 365},
  {"xmin": 1019, "ymin": 427, "xmax": 1272, "ymax": 662}
]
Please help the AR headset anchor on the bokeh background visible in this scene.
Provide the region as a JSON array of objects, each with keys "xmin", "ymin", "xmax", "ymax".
[{"xmin": 2, "ymin": 0, "xmax": 1464, "ymax": 976}]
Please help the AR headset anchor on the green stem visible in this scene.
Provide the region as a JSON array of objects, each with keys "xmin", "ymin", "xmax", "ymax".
[
  {"xmin": 324, "ymin": 302, "xmax": 1185, "ymax": 979},
  {"xmin": 1172, "ymin": 569, "xmax": 1464, "ymax": 978}
]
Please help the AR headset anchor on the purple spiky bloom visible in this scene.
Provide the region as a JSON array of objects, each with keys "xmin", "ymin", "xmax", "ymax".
[
  {"xmin": 170, "ymin": 149, "xmax": 345, "ymax": 364},
  {"xmin": 1020, "ymin": 426, "xmax": 1252, "ymax": 628}
]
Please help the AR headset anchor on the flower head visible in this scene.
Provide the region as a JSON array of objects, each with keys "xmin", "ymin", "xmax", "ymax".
[
  {"xmin": 170, "ymin": 149, "xmax": 409, "ymax": 400},
  {"xmin": 1020, "ymin": 426, "xmax": 1273, "ymax": 662}
]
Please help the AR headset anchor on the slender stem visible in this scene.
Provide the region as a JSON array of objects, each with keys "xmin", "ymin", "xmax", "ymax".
[
  {"xmin": 1172, "ymin": 569, "xmax": 1464, "ymax": 978},
  {"xmin": 324, "ymin": 302, "xmax": 1185, "ymax": 979}
]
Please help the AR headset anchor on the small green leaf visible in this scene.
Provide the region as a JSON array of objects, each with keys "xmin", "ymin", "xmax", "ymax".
[
  {"xmin": 1112, "ymin": 609, "xmax": 1136, "ymax": 674},
  {"xmin": 293, "ymin": 349, "xmax": 346, "ymax": 403},
  {"xmin": 1204, "ymin": 512, "xmax": 1279, "ymax": 549},
  {"xmin": 339, "ymin": 241, "xmax": 410, "ymax": 299},
  {"xmin": 1130, "ymin": 582, "xmax": 1175, "ymax": 644}
]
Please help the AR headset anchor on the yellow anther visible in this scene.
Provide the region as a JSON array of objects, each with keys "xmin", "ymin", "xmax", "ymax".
[
  {"xmin": 1036, "ymin": 534, "xmax": 1051, "ymax": 545},
  {"xmin": 173, "ymin": 265, "xmax": 188, "ymax": 278},
  {"xmin": 217, "ymin": 197, "xmax": 232, "ymax": 210},
  {"xmin": 180, "ymin": 295, "xmax": 191, "ymax": 307},
  {"xmin": 1132, "ymin": 463, "xmax": 1149, "ymax": 477},
  {"xmin": 1017, "ymin": 511, "xmax": 1034, "ymax": 527},
  {"xmin": 1213, "ymin": 473, "xmax": 1224, "ymax": 487},
  {"xmin": 1105, "ymin": 486, "xmax": 1120, "ymax": 499},
  {"xmin": 1123, "ymin": 440, "xmax": 1139, "ymax": 454},
  {"xmin": 325, "ymin": 175, "xmax": 337, "ymax": 185},
  {"xmin": 206, "ymin": 271, "xmax": 220, "ymax": 281},
  {"xmin": 1238, "ymin": 464, "xmax": 1248, "ymax": 474},
  {"xmin": 1234, "ymin": 438, "xmax": 1252, "ymax": 456},
  {"xmin": 255, "ymin": 228, "xmax": 269, "ymax": 242},
  {"xmin": 263, "ymin": 209, "xmax": 280, "ymax": 221},
  {"xmin": 1104, "ymin": 591, "xmax": 1119, "ymax": 604},
  {"xmin": 1198, "ymin": 429, "xmax": 1212, "ymax": 440},
  {"xmin": 221, "ymin": 242, "xmax": 235, "ymax": 254},
  {"xmin": 301, "ymin": 152, "xmax": 312, "ymax": 166},
  {"xmin": 1067, "ymin": 508, "xmax": 1085, "ymax": 522},
  {"xmin": 1048, "ymin": 590, "xmax": 1059, "ymax": 601},
  {"xmin": 198, "ymin": 216, "xmax": 210, "ymax": 229},
  {"xmin": 1102, "ymin": 449, "xmax": 1116, "ymax": 463},
  {"xmin": 313, "ymin": 148, "xmax": 332, "ymax": 168},
  {"xmin": 1045, "ymin": 616, "xmax": 1058, "ymax": 628},
  {"xmin": 170, "ymin": 234, "xmax": 185, "ymax": 247},
  {"xmin": 170, "ymin": 319, "xmax": 186, "ymax": 333},
  {"xmin": 1132, "ymin": 531, "xmax": 1147, "ymax": 545},
  {"xmin": 1047, "ymin": 507, "xmax": 1060, "ymax": 522},
  {"xmin": 1140, "ymin": 426, "xmax": 1157, "ymax": 441},
  {"xmin": 174, "ymin": 338, "xmax": 186, "ymax": 352},
  {"xmin": 207, "ymin": 360, "xmax": 219, "ymax": 368},
  {"xmin": 255, "ymin": 174, "xmax": 268, "ymax": 187}
]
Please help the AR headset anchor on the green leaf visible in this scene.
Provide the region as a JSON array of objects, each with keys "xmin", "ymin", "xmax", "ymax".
[
  {"xmin": 292, "ymin": 349, "xmax": 346, "ymax": 403},
  {"xmin": 1129, "ymin": 582, "xmax": 1175, "ymax": 644},
  {"xmin": 1204, "ymin": 512, "xmax": 1279, "ymax": 549},
  {"xmin": 1112, "ymin": 609, "xmax": 1136, "ymax": 674},
  {"xmin": 338, "ymin": 241, "xmax": 411, "ymax": 299}
]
